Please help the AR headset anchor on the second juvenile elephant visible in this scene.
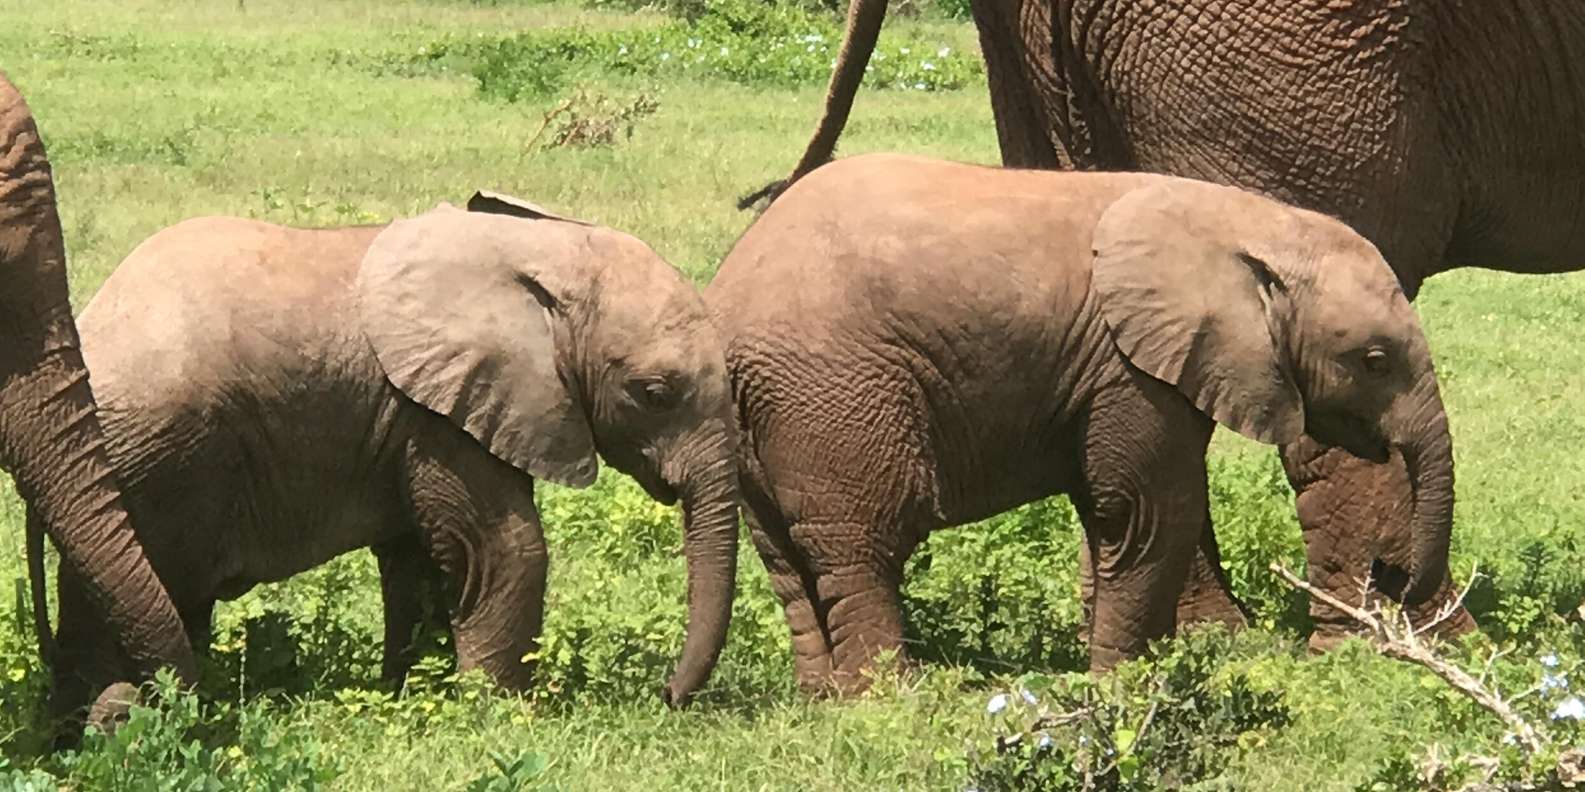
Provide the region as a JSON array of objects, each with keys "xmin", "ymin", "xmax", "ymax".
[
  {"xmin": 710, "ymin": 154, "xmax": 1453, "ymax": 690},
  {"xmin": 747, "ymin": 0, "xmax": 1583, "ymax": 643},
  {"xmin": 32, "ymin": 192, "xmax": 740, "ymax": 717}
]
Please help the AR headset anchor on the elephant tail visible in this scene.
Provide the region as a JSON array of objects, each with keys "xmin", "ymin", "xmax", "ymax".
[
  {"xmin": 738, "ymin": 0, "xmax": 888, "ymax": 211},
  {"xmin": 26, "ymin": 504, "xmax": 56, "ymax": 664}
]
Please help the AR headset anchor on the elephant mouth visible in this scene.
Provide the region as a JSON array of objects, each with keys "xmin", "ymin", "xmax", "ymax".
[
  {"xmin": 637, "ymin": 475, "xmax": 679, "ymax": 505},
  {"xmin": 1306, "ymin": 415, "xmax": 1390, "ymax": 464}
]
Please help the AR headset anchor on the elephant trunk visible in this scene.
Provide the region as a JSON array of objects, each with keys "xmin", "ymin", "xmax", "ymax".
[
  {"xmin": 661, "ymin": 430, "xmax": 739, "ymax": 708},
  {"xmin": 0, "ymin": 72, "xmax": 196, "ymax": 683},
  {"xmin": 1391, "ymin": 377, "xmax": 1455, "ymax": 606}
]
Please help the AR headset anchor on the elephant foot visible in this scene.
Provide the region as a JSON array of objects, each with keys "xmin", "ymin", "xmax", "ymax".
[{"xmin": 87, "ymin": 681, "xmax": 141, "ymax": 736}]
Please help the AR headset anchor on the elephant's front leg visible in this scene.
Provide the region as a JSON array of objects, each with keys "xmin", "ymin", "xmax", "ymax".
[
  {"xmin": 1076, "ymin": 392, "xmax": 1212, "ymax": 670},
  {"xmin": 404, "ymin": 426, "xmax": 547, "ymax": 691},
  {"xmin": 1281, "ymin": 437, "xmax": 1474, "ymax": 650},
  {"xmin": 1079, "ymin": 511, "xmax": 1249, "ymax": 638},
  {"xmin": 372, "ymin": 534, "xmax": 453, "ymax": 688}
]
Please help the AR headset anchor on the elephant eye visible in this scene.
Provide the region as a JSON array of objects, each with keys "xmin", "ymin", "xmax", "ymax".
[
  {"xmin": 1361, "ymin": 348, "xmax": 1390, "ymax": 376},
  {"xmin": 627, "ymin": 377, "xmax": 679, "ymax": 411}
]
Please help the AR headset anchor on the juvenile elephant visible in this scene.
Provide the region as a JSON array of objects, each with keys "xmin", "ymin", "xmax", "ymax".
[
  {"xmin": 31, "ymin": 192, "xmax": 740, "ymax": 718},
  {"xmin": 747, "ymin": 0, "xmax": 1583, "ymax": 642},
  {"xmin": 0, "ymin": 73, "xmax": 196, "ymax": 697},
  {"xmin": 710, "ymin": 154, "xmax": 1453, "ymax": 691}
]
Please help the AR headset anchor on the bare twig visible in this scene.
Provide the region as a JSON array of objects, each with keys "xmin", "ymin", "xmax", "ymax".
[
  {"xmin": 1270, "ymin": 563, "xmax": 1545, "ymax": 756},
  {"xmin": 1415, "ymin": 564, "xmax": 1482, "ymax": 638},
  {"xmin": 524, "ymin": 97, "xmax": 576, "ymax": 152}
]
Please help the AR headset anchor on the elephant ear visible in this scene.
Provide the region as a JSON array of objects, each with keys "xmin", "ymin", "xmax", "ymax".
[
  {"xmin": 357, "ymin": 204, "xmax": 599, "ymax": 487},
  {"xmin": 467, "ymin": 190, "xmax": 591, "ymax": 226},
  {"xmin": 1091, "ymin": 179, "xmax": 1306, "ymax": 445}
]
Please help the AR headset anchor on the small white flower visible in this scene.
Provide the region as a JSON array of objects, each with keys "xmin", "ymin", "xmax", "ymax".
[
  {"xmin": 660, "ymin": 51, "xmax": 671, "ymax": 61},
  {"xmin": 807, "ymin": 44, "xmax": 817, "ymax": 52},
  {"xmin": 1036, "ymin": 733, "xmax": 1053, "ymax": 749},
  {"xmin": 1543, "ymin": 653, "xmax": 1561, "ymax": 668},
  {"xmin": 1019, "ymin": 687, "xmax": 1037, "ymax": 705},
  {"xmin": 618, "ymin": 45, "xmax": 628, "ymax": 56},
  {"xmin": 937, "ymin": 46, "xmax": 951, "ymax": 57},
  {"xmin": 720, "ymin": 47, "xmax": 729, "ymax": 56},
  {"xmin": 900, "ymin": 47, "xmax": 911, "ymax": 55},
  {"xmin": 1552, "ymin": 696, "xmax": 1585, "ymax": 720},
  {"xmin": 921, "ymin": 61, "xmax": 935, "ymax": 71},
  {"xmin": 914, "ymin": 82, "xmax": 926, "ymax": 90},
  {"xmin": 687, "ymin": 37, "xmax": 700, "ymax": 48},
  {"xmin": 986, "ymin": 693, "xmax": 1009, "ymax": 714},
  {"xmin": 1543, "ymin": 673, "xmax": 1569, "ymax": 692}
]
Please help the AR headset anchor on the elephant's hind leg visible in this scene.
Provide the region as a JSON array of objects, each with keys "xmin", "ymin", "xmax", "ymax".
[
  {"xmin": 802, "ymin": 523, "xmax": 912, "ymax": 695},
  {"xmin": 743, "ymin": 500, "xmax": 834, "ymax": 692},
  {"xmin": 402, "ymin": 422, "xmax": 547, "ymax": 691},
  {"xmin": 373, "ymin": 533, "xmax": 453, "ymax": 688},
  {"xmin": 1175, "ymin": 515, "xmax": 1250, "ymax": 629}
]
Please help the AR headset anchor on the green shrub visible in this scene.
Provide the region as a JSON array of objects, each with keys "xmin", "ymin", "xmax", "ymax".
[
  {"xmin": 904, "ymin": 498, "xmax": 1087, "ymax": 675},
  {"xmin": 965, "ymin": 628, "xmax": 1292, "ymax": 790},
  {"xmin": 52, "ymin": 671, "xmax": 340, "ymax": 790}
]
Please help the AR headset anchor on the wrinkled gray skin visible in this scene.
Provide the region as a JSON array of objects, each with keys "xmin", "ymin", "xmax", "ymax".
[
  {"xmin": 744, "ymin": 0, "xmax": 1569, "ymax": 642},
  {"xmin": 0, "ymin": 72, "xmax": 197, "ymax": 734},
  {"xmin": 33, "ymin": 193, "xmax": 739, "ymax": 719},
  {"xmin": 713, "ymin": 154, "xmax": 1454, "ymax": 692}
]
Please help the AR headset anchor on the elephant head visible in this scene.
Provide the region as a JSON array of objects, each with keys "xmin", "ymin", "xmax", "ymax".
[
  {"xmin": 1090, "ymin": 179, "xmax": 1453, "ymax": 605},
  {"xmin": 356, "ymin": 193, "xmax": 738, "ymax": 706},
  {"xmin": 1, "ymin": 72, "xmax": 197, "ymax": 691}
]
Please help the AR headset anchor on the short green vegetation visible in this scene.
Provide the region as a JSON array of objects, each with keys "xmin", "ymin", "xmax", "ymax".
[{"xmin": 1, "ymin": 1, "xmax": 1582, "ymax": 788}]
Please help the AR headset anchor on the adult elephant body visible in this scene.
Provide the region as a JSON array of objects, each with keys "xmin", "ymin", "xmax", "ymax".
[
  {"xmin": 36, "ymin": 194, "xmax": 739, "ymax": 717},
  {"xmin": 713, "ymin": 154, "xmax": 1455, "ymax": 691},
  {"xmin": 756, "ymin": 0, "xmax": 1585, "ymax": 641},
  {"xmin": 0, "ymin": 72, "xmax": 196, "ymax": 704}
]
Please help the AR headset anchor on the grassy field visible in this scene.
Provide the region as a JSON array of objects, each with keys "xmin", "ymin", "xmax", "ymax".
[{"xmin": 2, "ymin": 1, "xmax": 1584, "ymax": 789}]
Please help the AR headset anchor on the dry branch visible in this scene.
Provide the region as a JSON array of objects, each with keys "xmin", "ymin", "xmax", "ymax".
[{"xmin": 1268, "ymin": 563, "xmax": 1545, "ymax": 756}]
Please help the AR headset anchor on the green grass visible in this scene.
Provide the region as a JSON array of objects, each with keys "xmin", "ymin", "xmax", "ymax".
[{"xmin": 2, "ymin": 1, "xmax": 1584, "ymax": 789}]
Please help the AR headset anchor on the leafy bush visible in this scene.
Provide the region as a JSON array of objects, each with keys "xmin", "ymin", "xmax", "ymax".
[
  {"xmin": 965, "ymin": 628, "xmax": 1292, "ymax": 790},
  {"xmin": 1358, "ymin": 643, "xmax": 1585, "ymax": 791},
  {"xmin": 51, "ymin": 671, "xmax": 340, "ymax": 790},
  {"xmin": 904, "ymin": 498, "xmax": 1087, "ymax": 675}
]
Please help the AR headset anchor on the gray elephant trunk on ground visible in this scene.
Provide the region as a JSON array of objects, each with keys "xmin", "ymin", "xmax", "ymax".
[
  {"xmin": 0, "ymin": 73, "xmax": 196, "ymax": 684},
  {"xmin": 661, "ymin": 431, "xmax": 740, "ymax": 708},
  {"xmin": 1394, "ymin": 377, "xmax": 1455, "ymax": 605}
]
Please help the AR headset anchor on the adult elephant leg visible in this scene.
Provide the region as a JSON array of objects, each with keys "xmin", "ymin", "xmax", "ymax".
[
  {"xmin": 405, "ymin": 423, "xmax": 545, "ymax": 691},
  {"xmin": 971, "ymin": 0, "xmax": 1061, "ymax": 169},
  {"xmin": 1282, "ymin": 437, "xmax": 1474, "ymax": 650},
  {"xmin": 373, "ymin": 533, "xmax": 453, "ymax": 688}
]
